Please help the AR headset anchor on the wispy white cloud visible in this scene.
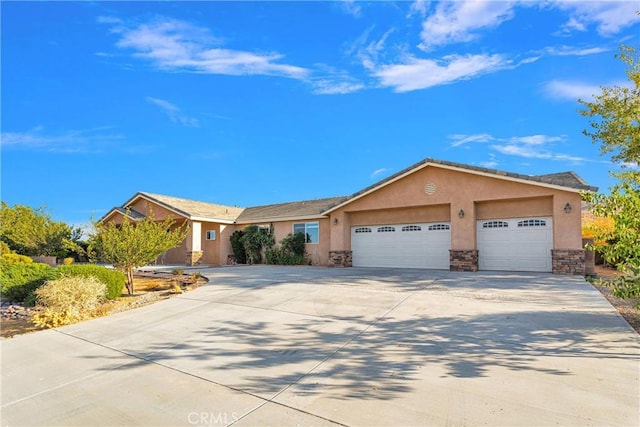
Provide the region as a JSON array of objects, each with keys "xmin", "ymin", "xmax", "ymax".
[
  {"xmin": 541, "ymin": 45, "xmax": 609, "ymax": 57},
  {"xmin": 448, "ymin": 133, "xmax": 494, "ymax": 147},
  {"xmin": 310, "ymin": 65, "xmax": 365, "ymax": 94},
  {"xmin": 542, "ymin": 80, "xmax": 603, "ymax": 101},
  {"xmin": 146, "ymin": 96, "xmax": 199, "ymax": 127},
  {"xmin": 374, "ymin": 53, "xmax": 509, "ymax": 92},
  {"xmin": 370, "ymin": 168, "xmax": 389, "ymax": 179},
  {"xmin": 419, "ymin": 1, "xmax": 517, "ymax": 50},
  {"xmin": 103, "ymin": 16, "xmax": 309, "ymax": 79},
  {"xmin": 407, "ymin": 0, "xmax": 429, "ymax": 18},
  {"xmin": 339, "ymin": 0, "xmax": 362, "ymax": 18},
  {"xmin": 450, "ymin": 132, "xmax": 592, "ymax": 163},
  {"xmin": 0, "ymin": 126, "xmax": 125, "ymax": 153},
  {"xmin": 551, "ymin": 1, "xmax": 640, "ymax": 36}
]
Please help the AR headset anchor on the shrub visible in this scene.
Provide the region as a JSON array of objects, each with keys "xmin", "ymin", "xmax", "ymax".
[
  {"xmin": 265, "ymin": 233, "xmax": 308, "ymax": 265},
  {"xmin": 230, "ymin": 230, "xmax": 247, "ymax": 264},
  {"xmin": 609, "ymin": 265, "xmax": 640, "ymax": 309},
  {"xmin": 172, "ymin": 268, "xmax": 184, "ymax": 276},
  {"xmin": 1, "ymin": 252, "xmax": 34, "ymax": 265},
  {"xmin": 63, "ymin": 257, "xmax": 74, "ymax": 265},
  {"xmin": 54, "ymin": 264, "xmax": 126, "ymax": 300},
  {"xmin": 31, "ymin": 276, "xmax": 106, "ymax": 328},
  {"xmin": 0, "ymin": 262, "xmax": 54, "ymax": 302}
]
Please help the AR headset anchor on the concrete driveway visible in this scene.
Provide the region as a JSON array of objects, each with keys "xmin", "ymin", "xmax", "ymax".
[{"xmin": 1, "ymin": 266, "xmax": 638, "ymax": 426}]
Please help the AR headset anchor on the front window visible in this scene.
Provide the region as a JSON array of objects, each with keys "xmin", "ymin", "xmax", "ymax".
[
  {"xmin": 205, "ymin": 230, "xmax": 216, "ymax": 240},
  {"xmin": 293, "ymin": 222, "xmax": 319, "ymax": 244}
]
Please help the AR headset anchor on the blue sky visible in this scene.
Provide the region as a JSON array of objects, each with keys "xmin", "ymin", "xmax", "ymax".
[{"xmin": 2, "ymin": 1, "xmax": 639, "ymax": 228}]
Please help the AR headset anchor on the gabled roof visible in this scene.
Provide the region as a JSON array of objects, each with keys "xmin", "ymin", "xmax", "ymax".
[
  {"xmin": 324, "ymin": 157, "xmax": 598, "ymax": 215},
  {"xmin": 237, "ymin": 196, "xmax": 348, "ymax": 223},
  {"xmin": 102, "ymin": 157, "xmax": 597, "ymax": 225},
  {"xmin": 122, "ymin": 192, "xmax": 244, "ymax": 223}
]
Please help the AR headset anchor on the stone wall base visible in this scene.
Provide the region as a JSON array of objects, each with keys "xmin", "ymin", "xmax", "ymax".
[
  {"xmin": 329, "ymin": 250, "xmax": 352, "ymax": 267},
  {"xmin": 450, "ymin": 250, "xmax": 478, "ymax": 272},
  {"xmin": 552, "ymin": 249, "xmax": 585, "ymax": 275},
  {"xmin": 186, "ymin": 251, "xmax": 203, "ymax": 266}
]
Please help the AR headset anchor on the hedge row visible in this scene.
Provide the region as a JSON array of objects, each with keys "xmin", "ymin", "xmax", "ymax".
[{"xmin": 0, "ymin": 263, "xmax": 125, "ymax": 304}]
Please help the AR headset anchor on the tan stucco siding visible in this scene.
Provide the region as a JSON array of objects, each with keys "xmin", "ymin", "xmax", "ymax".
[
  {"xmin": 553, "ymin": 193, "xmax": 583, "ymax": 248},
  {"xmin": 129, "ymin": 199, "xmax": 180, "ymax": 221},
  {"xmin": 199, "ymin": 222, "xmax": 220, "ymax": 265},
  {"xmin": 330, "ymin": 165, "xmax": 583, "ymax": 252},
  {"xmin": 349, "ymin": 205, "xmax": 450, "ymax": 226},
  {"xmin": 475, "ymin": 196, "xmax": 553, "ymax": 220}
]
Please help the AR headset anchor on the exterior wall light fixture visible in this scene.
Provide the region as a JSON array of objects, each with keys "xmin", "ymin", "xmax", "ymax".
[
  {"xmin": 333, "ymin": 218, "xmax": 339, "ymax": 225},
  {"xmin": 458, "ymin": 209, "xmax": 465, "ymax": 219},
  {"xmin": 564, "ymin": 203, "xmax": 572, "ymax": 214}
]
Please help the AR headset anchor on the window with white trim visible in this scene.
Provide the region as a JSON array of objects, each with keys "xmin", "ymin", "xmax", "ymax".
[
  {"xmin": 354, "ymin": 227, "xmax": 372, "ymax": 233},
  {"xmin": 517, "ymin": 219, "xmax": 547, "ymax": 227},
  {"xmin": 293, "ymin": 222, "xmax": 319, "ymax": 243},
  {"xmin": 428, "ymin": 224, "xmax": 450, "ymax": 231},
  {"xmin": 482, "ymin": 221, "xmax": 509, "ymax": 229},
  {"xmin": 377, "ymin": 226, "xmax": 395, "ymax": 232},
  {"xmin": 402, "ymin": 225, "xmax": 421, "ymax": 232},
  {"xmin": 205, "ymin": 230, "xmax": 216, "ymax": 240}
]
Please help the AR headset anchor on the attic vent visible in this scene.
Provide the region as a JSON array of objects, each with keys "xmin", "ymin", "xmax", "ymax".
[{"xmin": 424, "ymin": 183, "xmax": 436, "ymax": 195}]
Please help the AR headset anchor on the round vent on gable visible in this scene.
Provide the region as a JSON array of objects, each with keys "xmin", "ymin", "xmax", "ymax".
[{"xmin": 424, "ymin": 183, "xmax": 437, "ymax": 195}]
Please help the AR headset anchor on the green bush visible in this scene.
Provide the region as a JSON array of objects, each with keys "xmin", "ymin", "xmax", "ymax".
[
  {"xmin": 230, "ymin": 230, "xmax": 247, "ymax": 264},
  {"xmin": 31, "ymin": 276, "xmax": 106, "ymax": 328},
  {"xmin": 55, "ymin": 265, "xmax": 125, "ymax": 300},
  {"xmin": 0, "ymin": 262, "xmax": 55, "ymax": 302},
  {"xmin": 265, "ymin": 233, "xmax": 308, "ymax": 265},
  {"xmin": 1, "ymin": 252, "xmax": 34, "ymax": 265}
]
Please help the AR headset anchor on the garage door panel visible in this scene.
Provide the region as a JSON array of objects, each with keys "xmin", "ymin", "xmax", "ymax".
[
  {"xmin": 352, "ymin": 223, "xmax": 450, "ymax": 269},
  {"xmin": 477, "ymin": 217, "xmax": 552, "ymax": 272}
]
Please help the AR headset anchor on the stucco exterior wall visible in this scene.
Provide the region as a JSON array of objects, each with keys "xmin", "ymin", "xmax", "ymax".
[{"xmin": 329, "ymin": 165, "xmax": 583, "ymax": 253}]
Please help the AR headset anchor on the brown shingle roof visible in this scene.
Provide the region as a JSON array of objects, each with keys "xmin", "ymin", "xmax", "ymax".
[
  {"xmin": 135, "ymin": 192, "xmax": 244, "ymax": 221},
  {"xmin": 237, "ymin": 196, "xmax": 349, "ymax": 223}
]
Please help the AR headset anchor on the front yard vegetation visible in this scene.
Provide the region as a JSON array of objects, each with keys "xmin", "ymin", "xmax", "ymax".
[{"xmin": 580, "ymin": 45, "xmax": 640, "ymax": 308}]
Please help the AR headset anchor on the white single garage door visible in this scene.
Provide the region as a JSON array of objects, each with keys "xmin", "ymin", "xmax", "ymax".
[
  {"xmin": 351, "ymin": 222, "xmax": 451, "ymax": 269},
  {"xmin": 477, "ymin": 217, "xmax": 553, "ymax": 272}
]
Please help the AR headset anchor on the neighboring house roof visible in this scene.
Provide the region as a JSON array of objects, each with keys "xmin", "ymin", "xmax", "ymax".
[{"xmin": 236, "ymin": 196, "xmax": 349, "ymax": 223}]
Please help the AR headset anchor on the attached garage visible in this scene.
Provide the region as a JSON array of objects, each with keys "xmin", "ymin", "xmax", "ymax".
[
  {"xmin": 351, "ymin": 222, "xmax": 451, "ymax": 269},
  {"xmin": 477, "ymin": 217, "xmax": 553, "ymax": 272}
]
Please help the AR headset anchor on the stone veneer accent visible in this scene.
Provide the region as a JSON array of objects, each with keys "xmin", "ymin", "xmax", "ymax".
[
  {"xmin": 552, "ymin": 249, "xmax": 585, "ymax": 275},
  {"xmin": 449, "ymin": 250, "xmax": 479, "ymax": 272},
  {"xmin": 186, "ymin": 251, "xmax": 203, "ymax": 266},
  {"xmin": 329, "ymin": 250, "xmax": 352, "ymax": 267}
]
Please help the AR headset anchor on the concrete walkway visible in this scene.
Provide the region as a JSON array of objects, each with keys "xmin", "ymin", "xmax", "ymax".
[{"xmin": 1, "ymin": 266, "xmax": 638, "ymax": 426}]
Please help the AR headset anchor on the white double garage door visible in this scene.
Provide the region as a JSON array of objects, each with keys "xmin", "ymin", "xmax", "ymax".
[{"xmin": 351, "ymin": 217, "xmax": 552, "ymax": 272}]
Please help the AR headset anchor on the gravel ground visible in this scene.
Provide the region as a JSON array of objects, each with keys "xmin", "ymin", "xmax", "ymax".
[{"xmin": 591, "ymin": 266, "xmax": 640, "ymax": 334}]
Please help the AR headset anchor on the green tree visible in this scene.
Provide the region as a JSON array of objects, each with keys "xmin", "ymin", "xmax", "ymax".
[
  {"xmin": 0, "ymin": 202, "xmax": 83, "ymax": 258},
  {"xmin": 580, "ymin": 45, "xmax": 640, "ymax": 271},
  {"xmin": 89, "ymin": 211, "xmax": 189, "ymax": 295}
]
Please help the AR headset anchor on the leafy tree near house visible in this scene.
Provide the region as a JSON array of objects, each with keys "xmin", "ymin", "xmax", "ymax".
[
  {"xmin": 580, "ymin": 45, "xmax": 640, "ymax": 304},
  {"xmin": 89, "ymin": 211, "xmax": 189, "ymax": 295},
  {"xmin": 0, "ymin": 202, "xmax": 83, "ymax": 258}
]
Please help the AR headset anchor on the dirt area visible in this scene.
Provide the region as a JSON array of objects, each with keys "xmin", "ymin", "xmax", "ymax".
[
  {"xmin": 0, "ymin": 271, "xmax": 207, "ymax": 339},
  {"xmin": 589, "ymin": 265, "xmax": 640, "ymax": 334}
]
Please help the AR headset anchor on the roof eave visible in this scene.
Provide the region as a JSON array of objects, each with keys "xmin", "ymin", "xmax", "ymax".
[{"xmin": 235, "ymin": 214, "xmax": 327, "ymax": 224}]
